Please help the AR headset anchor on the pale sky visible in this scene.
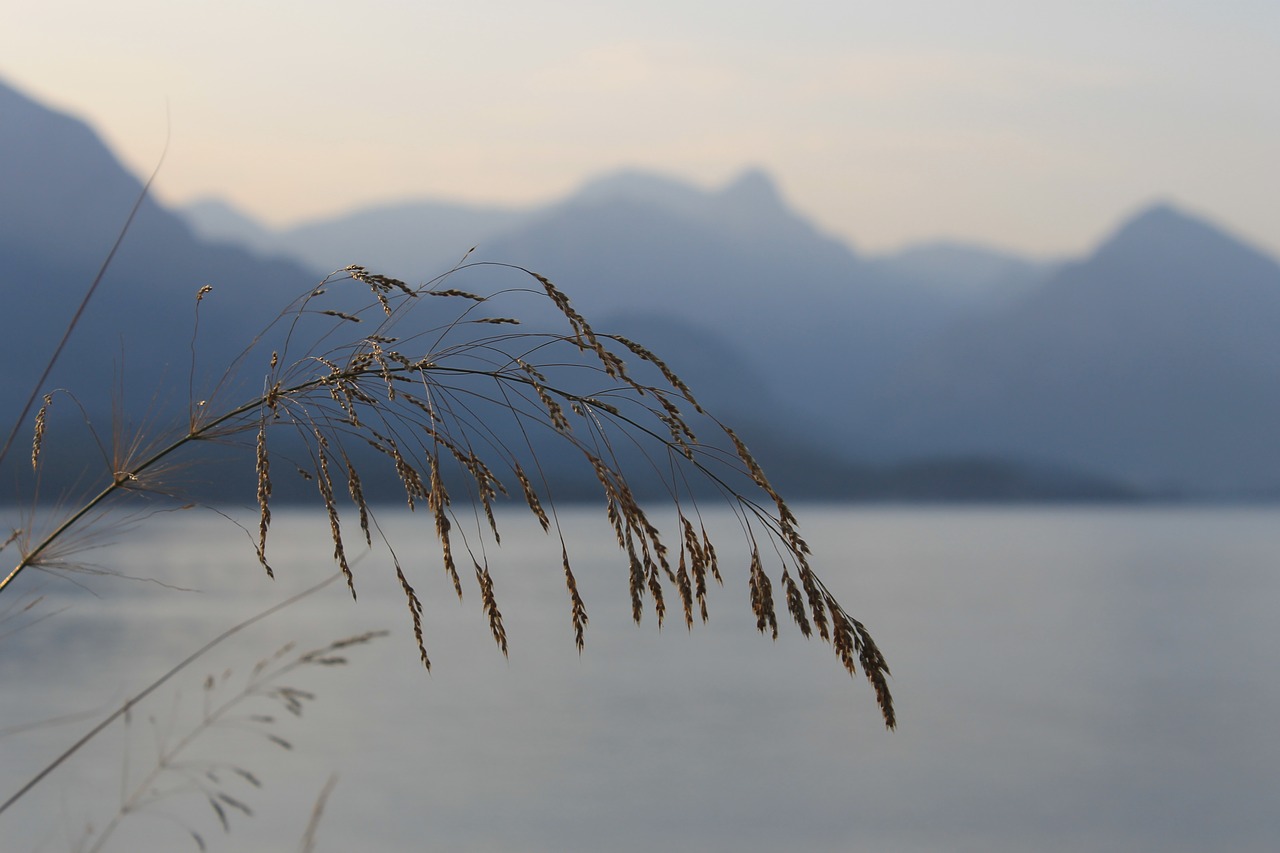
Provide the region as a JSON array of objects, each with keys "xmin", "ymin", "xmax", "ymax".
[{"xmin": 3, "ymin": 1, "xmax": 1277, "ymax": 257}]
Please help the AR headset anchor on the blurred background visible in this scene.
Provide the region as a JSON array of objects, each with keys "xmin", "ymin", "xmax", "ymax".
[
  {"xmin": 2, "ymin": 3, "xmax": 1279, "ymax": 852},
  {"xmin": 3, "ymin": 0, "xmax": 1278, "ymax": 500}
]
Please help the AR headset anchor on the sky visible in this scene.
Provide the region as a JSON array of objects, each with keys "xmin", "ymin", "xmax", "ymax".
[{"xmin": 2, "ymin": 1, "xmax": 1277, "ymax": 257}]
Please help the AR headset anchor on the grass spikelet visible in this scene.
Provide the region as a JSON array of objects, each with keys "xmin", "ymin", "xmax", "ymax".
[
  {"xmin": 1, "ymin": 261, "xmax": 894, "ymax": 730},
  {"xmin": 675, "ymin": 546, "xmax": 695, "ymax": 629},
  {"xmin": 347, "ymin": 265, "xmax": 415, "ymax": 298},
  {"xmin": 254, "ymin": 418, "xmax": 273, "ymax": 578},
  {"xmin": 436, "ymin": 507, "xmax": 459, "ymax": 597},
  {"xmin": 386, "ymin": 439, "xmax": 427, "ymax": 509},
  {"xmin": 797, "ymin": 565, "xmax": 830, "ymax": 641},
  {"xmin": 780, "ymin": 567, "xmax": 811, "ymax": 637},
  {"xmin": 320, "ymin": 310, "xmax": 361, "ymax": 322},
  {"xmin": 829, "ymin": 604, "xmax": 865, "ymax": 681},
  {"xmin": 216, "ymin": 792, "xmax": 252, "ymax": 817},
  {"xmin": 646, "ymin": 549, "xmax": 667, "ymax": 628},
  {"xmin": 520, "ymin": 364, "xmax": 570, "ymax": 432},
  {"xmin": 748, "ymin": 547, "xmax": 779, "ymax": 640},
  {"xmin": 231, "ymin": 768, "xmax": 261, "ymax": 788},
  {"xmin": 426, "ymin": 288, "xmax": 486, "ymax": 301},
  {"xmin": 313, "ymin": 435, "xmax": 354, "ymax": 599},
  {"xmin": 474, "ymin": 459, "xmax": 502, "ymax": 543},
  {"xmin": 724, "ymin": 425, "xmax": 781, "ymax": 505},
  {"xmin": 700, "ymin": 524, "xmax": 723, "ymax": 585},
  {"xmin": 847, "ymin": 611, "xmax": 895, "ymax": 729},
  {"xmin": 427, "ymin": 452, "xmax": 462, "ymax": 599},
  {"xmin": 474, "ymin": 560, "xmax": 507, "ymax": 657},
  {"xmin": 394, "ymin": 559, "xmax": 431, "ymax": 670},
  {"xmin": 347, "ymin": 266, "xmax": 412, "ymax": 316},
  {"xmin": 681, "ymin": 518, "xmax": 711, "ymax": 622},
  {"xmin": 827, "ymin": 597, "xmax": 895, "ymax": 728},
  {"xmin": 561, "ymin": 547, "xmax": 589, "ymax": 652},
  {"xmin": 515, "ymin": 464, "xmax": 549, "ymax": 531},
  {"xmin": 31, "ymin": 393, "xmax": 51, "ymax": 472},
  {"xmin": 365, "ymin": 341, "xmax": 396, "ymax": 400},
  {"xmin": 608, "ymin": 334, "xmax": 704, "ymax": 413},
  {"xmin": 210, "ymin": 797, "xmax": 229, "ymax": 831},
  {"xmin": 342, "ymin": 449, "xmax": 372, "ymax": 547},
  {"xmin": 534, "ymin": 272, "xmax": 617, "ymax": 376},
  {"xmin": 626, "ymin": 535, "xmax": 645, "ymax": 624}
]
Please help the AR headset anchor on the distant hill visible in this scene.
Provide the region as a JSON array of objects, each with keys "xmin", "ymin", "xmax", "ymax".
[
  {"xmin": 180, "ymin": 197, "xmax": 288, "ymax": 258},
  {"xmin": 857, "ymin": 203, "xmax": 1280, "ymax": 495},
  {"xmin": 171, "ymin": 127, "xmax": 1280, "ymax": 497},
  {"xmin": 183, "ymin": 196, "xmax": 530, "ymax": 280},
  {"xmin": 17, "ymin": 75, "xmax": 1280, "ymax": 499},
  {"xmin": 0, "ymin": 79, "xmax": 887, "ymax": 502},
  {"xmin": 865, "ymin": 241, "xmax": 1059, "ymax": 308},
  {"xmin": 0, "ymin": 80, "xmax": 316, "ymax": 419},
  {"xmin": 466, "ymin": 167, "xmax": 1038, "ymax": 441},
  {"xmin": 180, "ymin": 165, "xmax": 1040, "ymax": 464}
]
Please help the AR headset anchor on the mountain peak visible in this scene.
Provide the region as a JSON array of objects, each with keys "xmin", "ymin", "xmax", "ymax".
[
  {"xmin": 0, "ymin": 75, "xmax": 181, "ymax": 266},
  {"xmin": 569, "ymin": 168, "xmax": 704, "ymax": 210},
  {"xmin": 566, "ymin": 167, "xmax": 792, "ymax": 219},
  {"xmin": 717, "ymin": 168, "xmax": 784, "ymax": 209},
  {"xmin": 1099, "ymin": 200, "xmax": 1269, "ymax": 265},
  {"xmin": 1113, "ymin": 200, "xmax": 1203, "ymax": 238}
]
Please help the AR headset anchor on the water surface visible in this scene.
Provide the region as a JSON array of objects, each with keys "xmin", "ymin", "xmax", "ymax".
[{"xmin": 2, "ymin": 505, "xmax": 1277, "ymax": 852}]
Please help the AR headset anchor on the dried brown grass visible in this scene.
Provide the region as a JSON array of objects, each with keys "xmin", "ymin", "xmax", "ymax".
[{"xmin": 6, "ymin": 261, "xmax": 894, "ymax": 729}]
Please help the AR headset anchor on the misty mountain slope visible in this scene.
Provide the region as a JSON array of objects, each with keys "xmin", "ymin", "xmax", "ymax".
[
  {"xmin": 181, "ymin": 197, "xmax": 290, "ymax": 257},
  {"xmin": 182, "ymin": 196, "xmax": 528, "ymax": 279},
  {"xmin": 865, "ymin": 241, "xmax": 1058, "ymax": 311},
  {"xmin": 527, "ymin": 168, "xmax": 1044, "ymax": 327},
  {"xmin": 0, "ymin": 78, "xmax": 864, "ymax": 501},
  {"xmin": 182, "ymin": 166, "xmax": 1030, "ymax": 401},
  {"xmin": 569, "ymin": 167, "xmax": 855, "ymax": 263},
  {"xmin": 0, "ymin": 81, "xmax": 188, "ymax": 272},
  {"xmin": 0, "ymin": 80, "xmax": 318, "ymax": 430},
  {"xmin": 468, "ymin": 169, "xmax": 1020, "ymax": 426},
  {"xmin": 277, "ymin": 199, "xmax": 528, "ymax": 279},
  {"xmin": 595, "ymin": 312, "xmax": 778, "ymax": 414},
  {"xmin": 181, "ymin": 166, "xmax": 1049, "ymax": 443},
  {"xmin": 20, "ymin": 74, "xmax": 1272, "ymax": 498},
  {"xmin": 857, "ymin": 203, "xmax": 1280, "ymax": 493}
]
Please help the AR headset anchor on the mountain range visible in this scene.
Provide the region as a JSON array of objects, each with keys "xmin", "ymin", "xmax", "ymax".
[{"xmin": 5, "ymin": 75, "xmax": 1279, "ymax": 500}]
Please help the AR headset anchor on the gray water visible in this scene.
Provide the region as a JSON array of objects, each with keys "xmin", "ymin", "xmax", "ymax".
[{"xmin": 2, "ymin": 505, "xmax": 1278, "ymax": 852}]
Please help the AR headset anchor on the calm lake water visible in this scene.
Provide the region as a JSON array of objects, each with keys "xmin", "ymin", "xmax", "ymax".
[{"xmin": 2, "ymin": 505, "xmax": 1278, "ymax": 852}]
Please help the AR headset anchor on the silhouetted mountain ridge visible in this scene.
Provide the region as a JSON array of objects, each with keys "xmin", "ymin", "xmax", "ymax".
[
  {"xmin": 0, "ymin": 80, "xmax": 316, "ymax": 425},
  {"xmin": 856, "ymin": 201, "xmax": 1280, "ymax": 494},
  {"xmin": 9, "ymin": 76, "xmax": 1280, "ymax": 499}
]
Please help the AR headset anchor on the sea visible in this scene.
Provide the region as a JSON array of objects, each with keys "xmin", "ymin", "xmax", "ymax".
[{"xmin": 1, "ymin": 504, "xmax": 1277, "ymax": 852}]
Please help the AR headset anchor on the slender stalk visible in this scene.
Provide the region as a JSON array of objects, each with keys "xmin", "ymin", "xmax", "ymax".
[
  {"xmin": 1, "ymin": 376, "xmax": 323, "ymax": 595},
  {"xmin": 0, "ymin": 573, "xmax": 341, "ymax": 817},
  {"xmin": 2, "ymin": 261, "xmax": 896, "ymax": 730},
  {"xmin": 2, "ymin": 356, "xmax": 673, "ymax": 594},
  {"xmin": 82, "ymin": 624, "xmax": 366, "ymax": 853},
  {"xmin": 0, "ymin": 141, "xmax": 168, "ymax": 473}
]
